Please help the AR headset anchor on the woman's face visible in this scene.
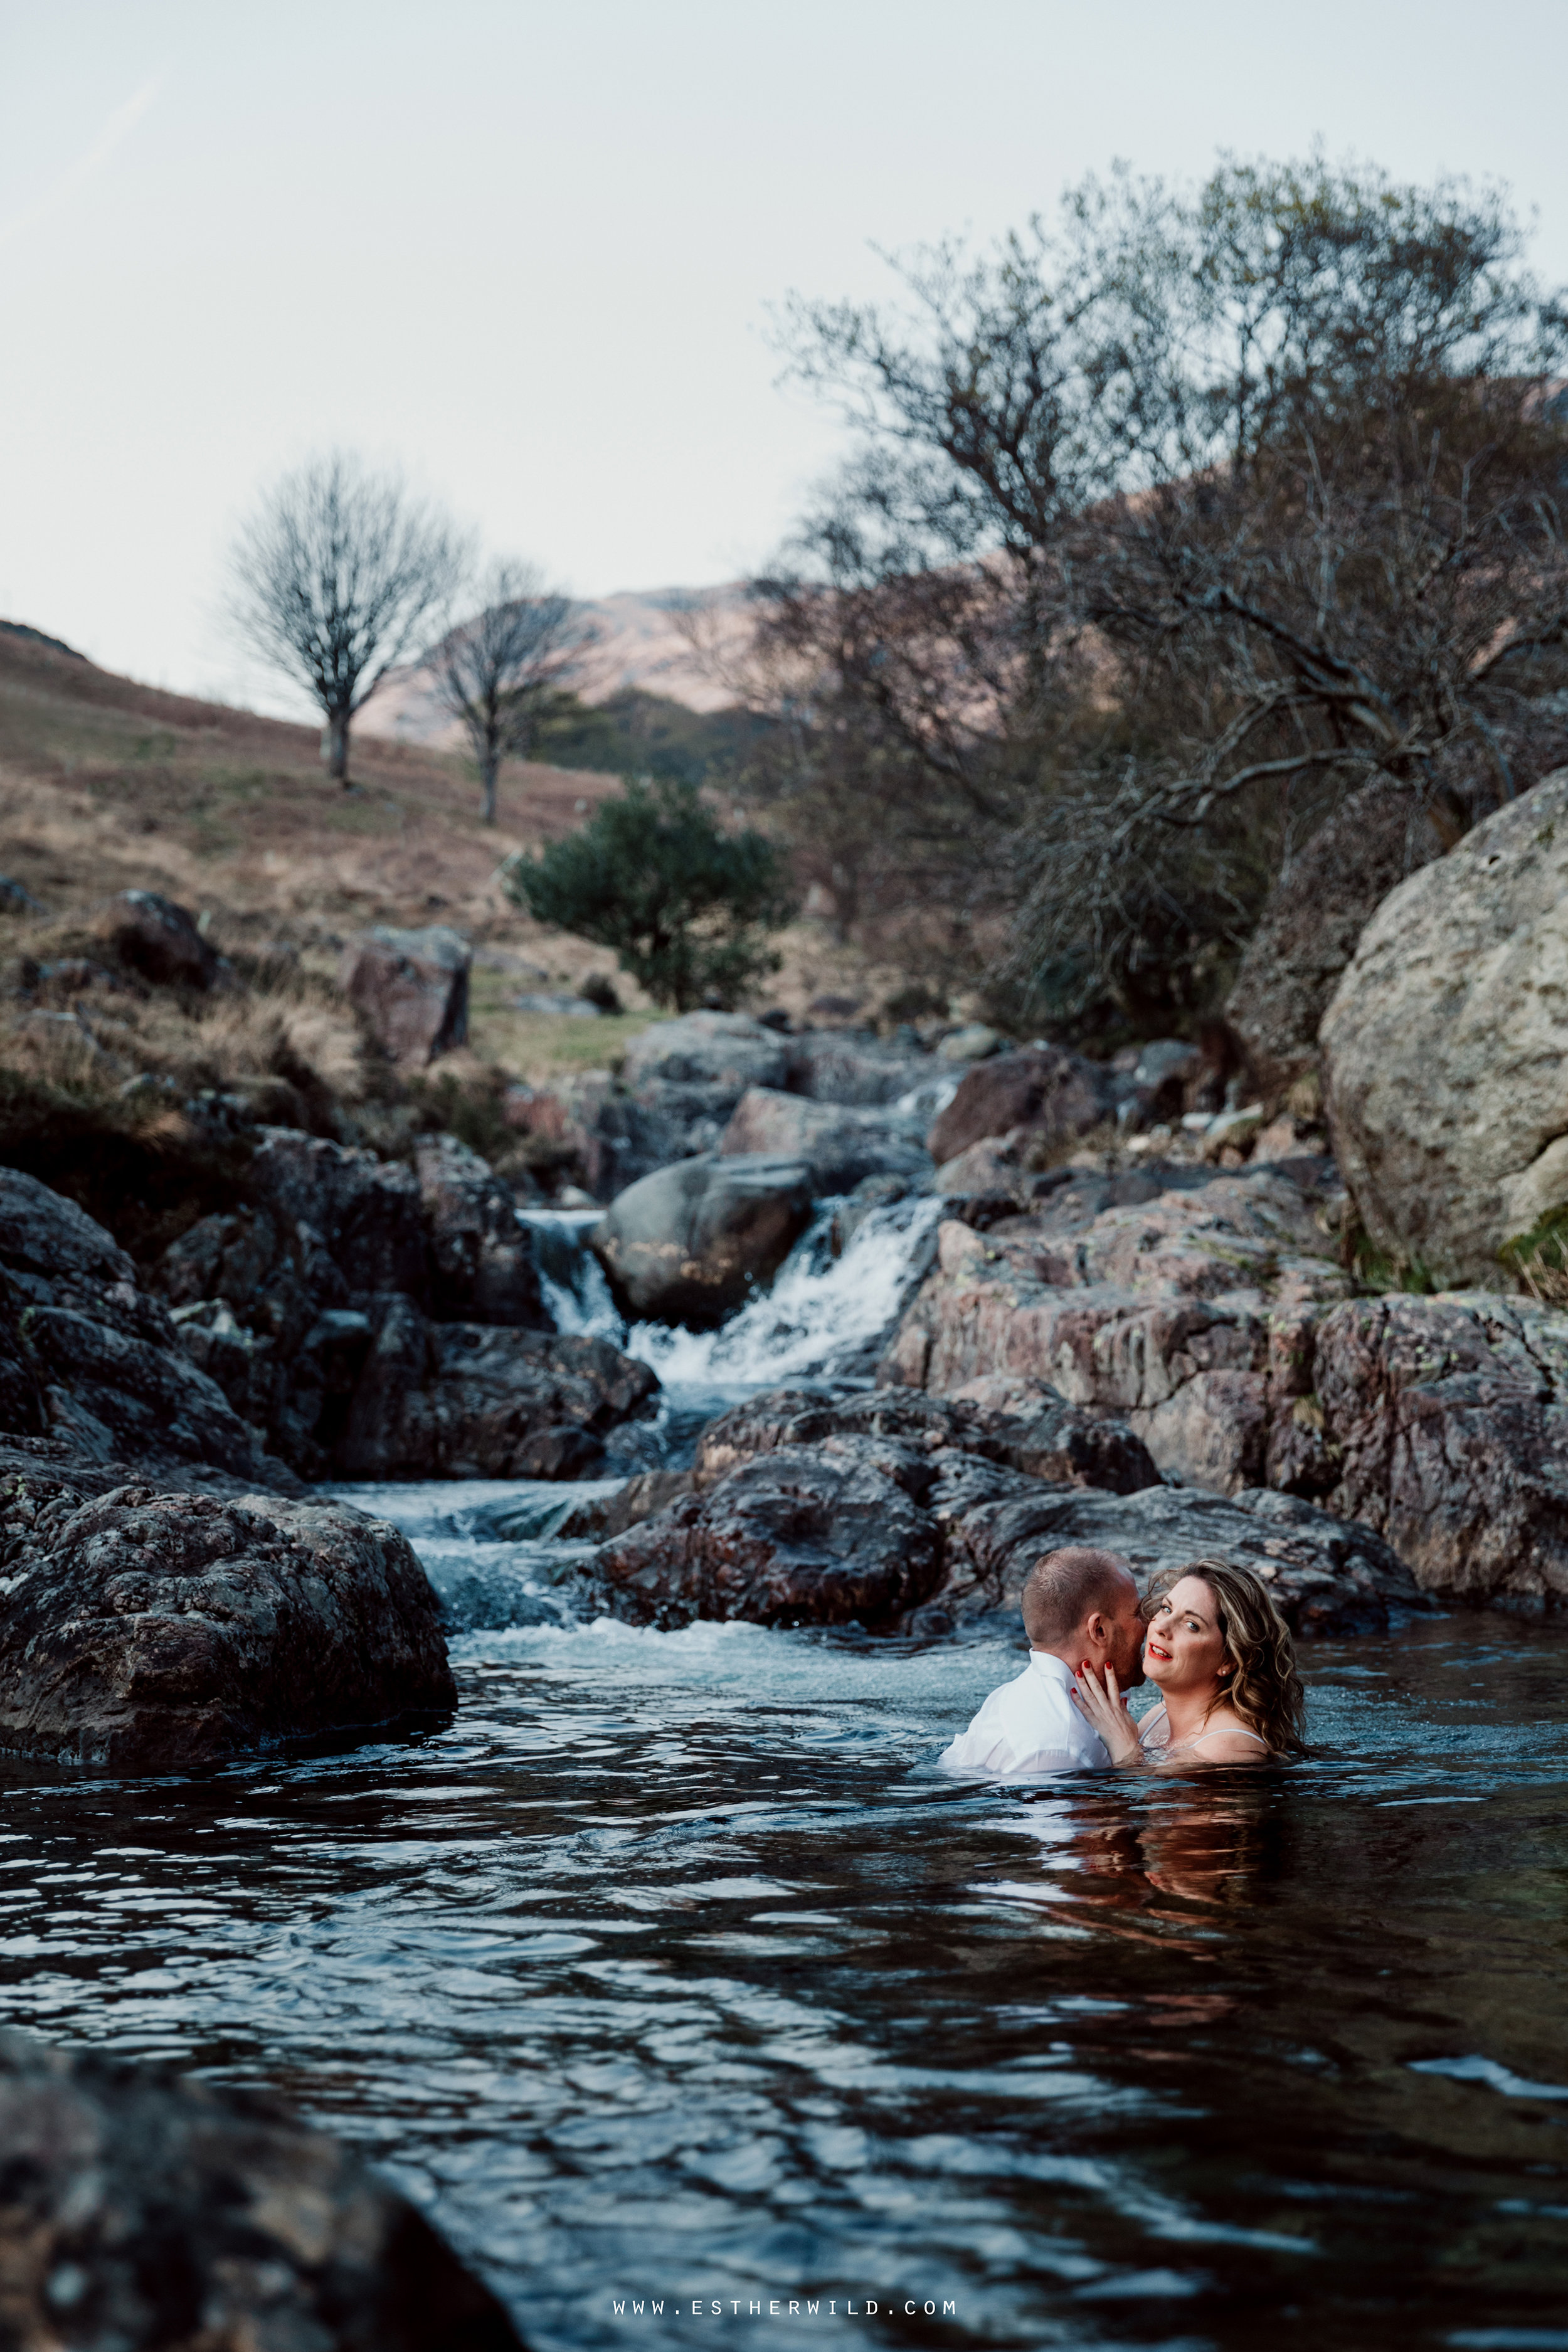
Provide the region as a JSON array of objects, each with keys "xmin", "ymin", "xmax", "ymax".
[{"xmin": 1143, "ymin": 1576, "xmax": 1231, "ymax": 1697}]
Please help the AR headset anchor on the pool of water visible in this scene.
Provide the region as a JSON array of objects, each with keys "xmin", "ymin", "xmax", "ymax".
[{"xmin": 1, "ymin": 1477, "xmax": 1565, "ymax": 2349}]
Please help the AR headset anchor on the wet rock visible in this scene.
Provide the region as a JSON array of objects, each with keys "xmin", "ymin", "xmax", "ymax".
[
  {"xmin": 251, "ymin": 1127, "xmax": 428, "ymax": 1296},
  {"xmin": 556, "ymin": 1466, "xmax": 697, "ymax": 1539},
  {"xmin": 89, "ymin": 889, "xmax": 218, "ymax": 989},
  {"xmin": 337, "ymin": 1308, "xmax": 660, "ymax": 1481},
  {"xmin": 0, "ymin": 2030, "xmax": 523, "ymax": 2349},
  {"xmin": 340, "ymin": 924, "xmax": 470, "ymax": 1065},
  {"xmin": 719, "ymin": 1088, "xmax": 932, "ymax": 1195},
  {"xmin": 1322, "ymin": 768, "xmax": 1568, "ymax": 1288},
  {"xmin": 590, "ymin": 1434, "xmax": 943, "ymax": 1629},
  {"xmin": 592, "ymin": 1153, "xmax": 813, "ymax": 1325},
  {"xmin": 0, "ymin": 1481, "xmax": 455, "ymax": 1769},
  {"xmin": 927, "ymin": 1046, "xmax": 1115, "ymax": 1165},
  {"xmin": 916, "ymin": 1478, "xmax": 1429, "ymax": 1640},
  {"xmin": 415, "ymin": 1133, "xmax": 546, "ymax": 1327},
  {"xmin": 691, "ymin": 1382, "xmax": 1158, "ymax": 1497}
]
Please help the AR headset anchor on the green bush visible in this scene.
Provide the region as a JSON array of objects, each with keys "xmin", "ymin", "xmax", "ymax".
[{"xmin": 503, "ymin": 778, "xmax": 797, "ymax": 1012}]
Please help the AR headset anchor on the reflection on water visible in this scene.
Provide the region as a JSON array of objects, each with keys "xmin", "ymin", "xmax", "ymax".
[{"xmin": 1, "ymin": 1539, "xmax": 1566, "ymax": 2346}]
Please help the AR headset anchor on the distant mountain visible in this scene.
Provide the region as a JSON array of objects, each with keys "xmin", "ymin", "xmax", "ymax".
[{"xmin": 359, "ymin": 581, "xmax": 755, "ymax": 748}]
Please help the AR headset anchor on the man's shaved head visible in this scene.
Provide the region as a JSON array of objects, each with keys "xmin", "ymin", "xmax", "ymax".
[{"xmin": 1022, "ymin": 1547, "xmax": 1138, "ymax": 1648}]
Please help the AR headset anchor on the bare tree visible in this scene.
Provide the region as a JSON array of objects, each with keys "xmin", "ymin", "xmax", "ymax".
[
  {"xmin": 229, "ymin": 452, "xmax": 467, "ymax": 787},
  {"xmin": 424, "ymin": 561, "xmax": 581, "ymax": 824}
]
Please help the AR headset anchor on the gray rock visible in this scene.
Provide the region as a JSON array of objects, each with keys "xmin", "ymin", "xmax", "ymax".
[
  {"xmin": 251, "ymin": 1128, "xmax": 428, "ymax": 1296},
  {"xmin": 928, "ymin": 1046, "xmax": 1115, "ymax": 1165},
  {"xmin": 515, "ymin": 990, "xmax": 603, "ymax": 1017},
  {"xmin": 0, "ymin": 1478, "xmax": 455, "ymax": 1769},
  {"xmin": 340, "ymin": 924, "xmax": 470, "ymax": 1064},
  {"xmin": 1322, "ymin": 768, "xmax": 1568, "ymax": 1286},
  {"xmin": 88, "ymin": 889, "xmax": 219, "ymax": 989},
  {"xmin": 936, "ymin": 1022, "xmax": 1004, "ymax": 1062},
  {"xmin": 592, "ymin": 1152, "xmax": 814, "ymax": 1325},
  {"xmin": 620, "ymin": 1010, "xmax": 790, "ymax": 1093},
  {"xmin": 783, "ymin": 1033, "xmax": 933, "ymax": 1105},
  {"xmin": 0, "ymin": 2031, "xmax": 523, "ymax": 2349},
  {"xmin": 718, "ymin": 1087, "xmax": 933, "ymax": 1195}
]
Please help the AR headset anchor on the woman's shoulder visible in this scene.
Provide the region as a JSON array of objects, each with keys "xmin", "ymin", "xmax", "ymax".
[{"xmin": 1188, "ymin": 1714, "xmax": 1272, "ymax": 1761}]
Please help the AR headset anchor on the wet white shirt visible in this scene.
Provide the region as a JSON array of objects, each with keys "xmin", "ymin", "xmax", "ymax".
[{"xmin": 937, "ymin": 1651, "xmax": 1111, "ymax": 1779}]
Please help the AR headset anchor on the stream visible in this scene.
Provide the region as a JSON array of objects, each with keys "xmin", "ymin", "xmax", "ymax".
[{"xmin": 1, "ymin": 1204, "xmax": 1566, "ymax": 2348}]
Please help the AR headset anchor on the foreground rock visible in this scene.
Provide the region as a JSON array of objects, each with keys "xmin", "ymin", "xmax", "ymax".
[
  {"xmin": 0, "ymin": 1472, "xmax": 454, "ymax": 1768},
  {"xmin": 1322, "ymin": 767, "xmax": 1568, "ymax": 1287},
  {"xmin": 592, "ymin": 1152, "xmax": 813, "ymax": 1325},
  {"xmin": 879, "ymin": 1153, "xmax": 1568, "ymax": 1602},
  {"xmin": 0, "ymin": 2032, "xmax": 522, "ymax": 2349},
  {"xmin": 0, "ymin": 1168, "xmax": 276, "ymax": 1483},
  {"xmin": 340, "ymin": 923, "xmax": 471, "ymax": 1064},
  {"xmin": 588, "ymin": 1391, "xmax": 1421, "ymax": 1637}
]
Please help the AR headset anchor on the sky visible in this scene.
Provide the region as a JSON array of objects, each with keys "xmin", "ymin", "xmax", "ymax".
[{"xmin": 5, "ymin": 0, "xmax": 1568, "ymax": 716}]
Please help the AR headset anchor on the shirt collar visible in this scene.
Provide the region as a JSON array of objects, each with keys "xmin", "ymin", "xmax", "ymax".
[{"xmin": 1028, "ymin": 1651, "xmax": 1077, "ymax": 1691}]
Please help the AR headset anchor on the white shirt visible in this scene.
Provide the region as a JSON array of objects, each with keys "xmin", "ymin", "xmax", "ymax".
[{"xmin": 938, "ymin": 1651, "xmax": 1111, "ymax": 1779}]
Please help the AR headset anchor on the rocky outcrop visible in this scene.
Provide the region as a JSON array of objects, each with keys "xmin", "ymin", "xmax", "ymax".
[
  {"xmin": 339, "ymin": 1311, "xmax": 659, "ymax": 1481},
  {"xmin": 0, "ymin": 1473, "xmax": 455, "ymax": 1768},
  {"xmin": 0, "ymin": 1169, "xmax": 267, "ymax": 1480},
  {"xmin": 1322, "ymin": 768, "xmax": 1568, "ymax": 1287},
  {"xmin": 340, "ymin": 924, "xmax": 470, "ymax": 1064},
  {"xmin": 415, "ymin": 1133, "xmax": 548, "ymax": 1326},
  {"xmin": 251, "ymin": 1128, "xmax": 430, "ymax": 1296},
  {"xmin": 1227, "ymin": 776, "xmax": 1443, "ymax": 1093},
  {"xmin": 879, "ymin": 1153, "xmax": 1568, "ymax": 1602},
  {"xmin": 719, "ymin": 1087, "xmax": 932, "ymax": 1195},
  {"xmin": 588, "ymin": 1391, "xmax": 1421, "ymax": 1637},
  {"xmin": 928, "ymin": 1046, "xmax": 1115, "ymax": 1167},
  {"xmin": 0, "ymin": 2031, "xmax": 523, "ymax": 2349},
  {"xmin": 592, "ymin": 1153, "xmax": 814, "ymax": 1325}
]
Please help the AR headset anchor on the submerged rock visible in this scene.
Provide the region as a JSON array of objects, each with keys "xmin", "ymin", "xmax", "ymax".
[
  {"xmin": 0, "ymin": 1476, "xmax": 455, "ymax": 1769},
  {"xmin": 0, "ymin": 2030, "xmax": 523, "ymax": 2349},
  {"xmin": 593, "ymin": 1152, "xmax": 814, "ymax": 1325}
]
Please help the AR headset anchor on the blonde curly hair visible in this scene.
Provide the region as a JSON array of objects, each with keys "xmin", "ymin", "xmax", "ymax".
[{"xmin": 1145, "ymin": 1559, "xmax": 1308, "ymax": 1759}]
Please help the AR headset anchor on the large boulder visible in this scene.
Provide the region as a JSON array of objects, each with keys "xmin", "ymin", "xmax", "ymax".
[
  {"xmin": 0, "ymin": 1170, "xmax": 262, "ymax": 1479},
  {"xmin": 0, "ymin": 1476, "xmax": 455, "ymax": 1769},
  {"xmin": 337, "ymin": 1306, "xmax": 660, "ymax": 1481},
  {"xmin": 251, "ymin": 1128, "xmax": 429, "ymax": 1295},
  {"xmin": 414, "ymin": 1133, "xmax": 546, "ymax": 1326},
  {"xmin": 0, "ymin": 2032, "xmax": 522, "ymax": 2350},
  {"xmin": 588, "ymin": 1402, "xmax": 1422, "ymax": 1638},
  {"xmin": 928, "ymin": 1046, "xmax": 1115, "ymax": 1167},
  {"xmin": 719, "ymin": 1087, "xmax": 932, "ymax": 1195},
  {"xmin": 1228, "ymin": 776, "xmax": 1443, "ymax": 1093},
  {"xmin": 1322, "ymin": 768, "xmax": 1568, "ymax": 1287},
  {"xmin": 89, "ymin": 889, "xmax": 219, "ymax": 989},
  {"xmin": 340, "ymin": 924, "xmax": 470, "ymax": 1065},
  {"xmin": 592, "ymin": 1153, "xmax": 813, "ymax": 1325}
]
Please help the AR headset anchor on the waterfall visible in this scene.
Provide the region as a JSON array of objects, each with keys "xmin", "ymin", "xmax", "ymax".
[{"xmin": 519, "ymin": 1193, "xmax": 942, "ymax": 1409}]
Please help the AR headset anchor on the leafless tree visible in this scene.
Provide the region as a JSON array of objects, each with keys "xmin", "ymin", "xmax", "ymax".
[
  {"xmin": 424, "ymin": 561, "xmax": 582, "ymax": 824},
  {"xmin": 229, "ymin": 452, "xmax": 467, "ymax": 787}
]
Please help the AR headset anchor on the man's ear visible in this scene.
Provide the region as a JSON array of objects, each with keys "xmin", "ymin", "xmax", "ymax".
[{"xmin": 1082, "ymin": 1610, "xmax": 1106, "ymax": 1650}]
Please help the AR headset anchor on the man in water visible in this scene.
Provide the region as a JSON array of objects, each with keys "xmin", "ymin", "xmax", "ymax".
[{"xmin": 937, "ymin": 1545, "xmax": 1147, "ymax": 1777}]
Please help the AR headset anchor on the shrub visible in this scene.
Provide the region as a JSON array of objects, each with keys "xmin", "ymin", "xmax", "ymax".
[{"xmin": 503, "ymin": 778, "xmax": 797, "ymax": 1012}]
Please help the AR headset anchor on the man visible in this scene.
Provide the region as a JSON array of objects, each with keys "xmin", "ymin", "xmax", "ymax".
[{"xmin": 938, "ymin": 1545, "xmax": 1147, "ymax": 1778}]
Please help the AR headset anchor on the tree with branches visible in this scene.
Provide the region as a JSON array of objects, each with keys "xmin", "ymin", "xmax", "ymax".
[
  {"xmin": 424, "ymin": 560, "xmax": 582, "ymax": 824},
  {"xmin": 229, "ymin": 452, "xmax": 467, "ymax": 787}
]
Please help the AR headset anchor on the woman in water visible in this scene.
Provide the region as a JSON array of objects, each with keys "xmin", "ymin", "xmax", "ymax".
[{"xmin": 1070, "ymin": 1558, "xmax": 1306, "ymax": 1766}]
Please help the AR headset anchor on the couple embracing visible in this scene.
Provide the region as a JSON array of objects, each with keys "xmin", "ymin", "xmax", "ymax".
[{"xmin": 939, "ymin": 1546, "xmax": 1306, "ymax": 1777}]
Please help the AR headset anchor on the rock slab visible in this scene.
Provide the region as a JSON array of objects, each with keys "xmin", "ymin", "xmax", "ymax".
[{"xmin": 0, "ymin": 2031, "xmax": 523, "ymax": 2349}]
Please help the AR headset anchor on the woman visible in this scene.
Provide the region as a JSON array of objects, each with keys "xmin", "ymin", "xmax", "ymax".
[{"xmin": 1070, "ymin": 1559, "xmax": 1306, "ymax": 1767}]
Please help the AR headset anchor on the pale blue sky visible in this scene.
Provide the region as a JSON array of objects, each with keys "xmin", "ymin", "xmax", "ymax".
[{"xmin": 4, "ymin": 0, "xmax": 1568, "ymax": 711}]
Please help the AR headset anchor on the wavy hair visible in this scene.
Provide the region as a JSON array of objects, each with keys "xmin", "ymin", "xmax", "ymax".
[{"xmin": 1145, "ymin": 1559, "xmax": 1308, "ymax": 1759}]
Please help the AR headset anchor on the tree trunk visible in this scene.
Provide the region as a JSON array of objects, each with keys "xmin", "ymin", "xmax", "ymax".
[
  {"xmin": 322, "ymin": 709, "xmax": 351, "ymax": 787},
  {"xmin": 480, "ymin": 752, "xmax": 499, "ymax": 826}
]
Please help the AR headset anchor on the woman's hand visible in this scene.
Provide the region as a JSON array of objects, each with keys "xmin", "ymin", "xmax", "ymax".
[{"xmin": 1071, "ymin": 1662, "xmax": 1146, "ymax": 1767}]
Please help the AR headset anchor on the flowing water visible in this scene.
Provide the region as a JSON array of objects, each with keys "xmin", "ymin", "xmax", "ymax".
[{"xmin": 2, "ymin": 1209, "xmax": 1567, "ymax": 2348}]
